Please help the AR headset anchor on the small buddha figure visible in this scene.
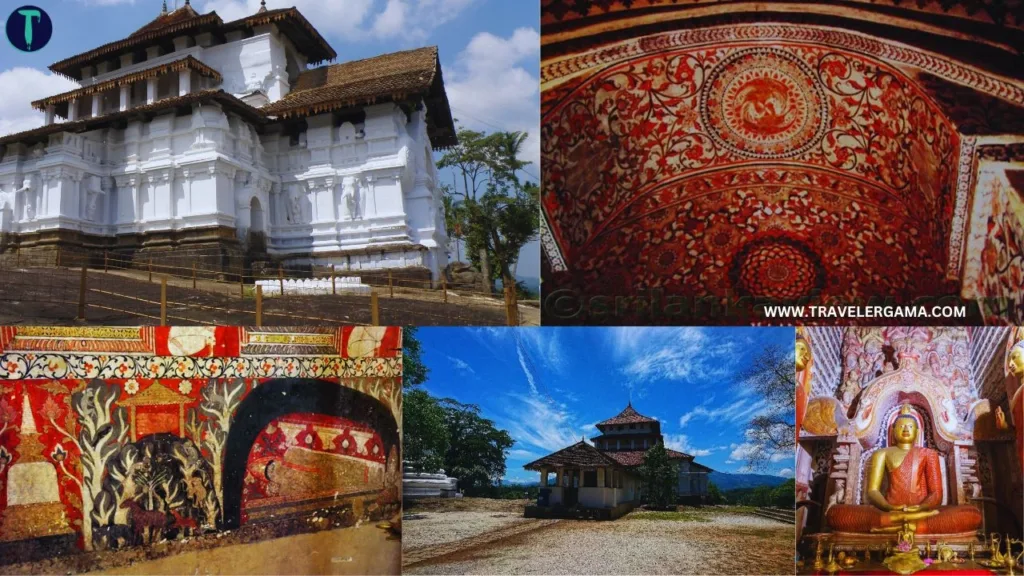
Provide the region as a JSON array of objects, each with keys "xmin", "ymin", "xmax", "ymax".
[{"xmin": 826, "ymin": 404, "xmax": 982, "ymax": 535}]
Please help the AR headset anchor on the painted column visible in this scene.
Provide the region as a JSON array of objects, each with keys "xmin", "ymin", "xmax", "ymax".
[
  {"xmin": 179, "ymin": 69, "xmax": 191, "ymax": 96},
  {"xmin": 147, "ymin": 77, "xmax": 158, "ymax": 104},
  {"xmin": 44, "ymin": 105, "xmax": 54, "ymax": 125},
  {"xmin": 91, "ymin": 93, "xmax": 101, "ymax": 117},
  {"xmin": 67, "ymin": 98, "xmax": 79, "ymax": 121},
  {"xmin": 540, "ymin": 467, "xmax": 549, "ymax": 487},
  {"xmin": 119, "ymin": 85, "xmax": 130, "ymax": 111}
]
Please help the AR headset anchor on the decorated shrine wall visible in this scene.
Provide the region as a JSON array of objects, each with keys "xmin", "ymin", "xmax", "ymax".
[
  {"xmin": 0, "ymin": 326, "xmax": 402, "ymax": 558},
  {"xmin": 962, "ymin": 161, "xmax": 1024, "ymax": 324},
  {"xmin": 242, "ymin": 413, "xmax": 398, "ymax": 523},
  {"xmin": 838, "ymin": 327, "xmax": 974, "ymax": 418}
]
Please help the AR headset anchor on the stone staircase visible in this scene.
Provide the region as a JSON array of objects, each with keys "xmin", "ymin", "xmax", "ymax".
[{"xmin": 753, "ymin": 507, "xmax": 796, "ymax": 524}]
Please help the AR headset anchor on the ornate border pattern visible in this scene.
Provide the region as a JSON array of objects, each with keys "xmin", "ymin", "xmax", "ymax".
[
  {"xmin": 0, "ymin": 354, "xmax": 402, "ymax": 381},
  {"xmin": 949, "ymin": 136, "xmax": 978, "ymax": 279},
  {"xmin": 541, "ymin": 210, "xmax": 568, "ymax": 272},
  {"xmin": 542, "ymin": 24, "xmax": 1024, "ymax": 107}
]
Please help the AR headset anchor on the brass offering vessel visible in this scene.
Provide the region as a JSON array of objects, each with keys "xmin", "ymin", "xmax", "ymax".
[{"xmin": 881, "ymin": 523, "xmax": 928, "ymax": 575}]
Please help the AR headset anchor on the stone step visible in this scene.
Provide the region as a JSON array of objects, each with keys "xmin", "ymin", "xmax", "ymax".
[{"xmin": 753, "ymin": 507, "xmax": 796, "ymax": 524}]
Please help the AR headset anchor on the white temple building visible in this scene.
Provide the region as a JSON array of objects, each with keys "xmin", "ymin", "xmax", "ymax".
[{"xmin": 0, "ymin": 0, "xmax": 455, "ymax": 280}]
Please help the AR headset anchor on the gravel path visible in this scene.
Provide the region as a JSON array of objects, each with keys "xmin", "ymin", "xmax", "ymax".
[
  {"xmin": 403, "ymin": 511, "xmax": 538, "ymax": 550},
  {"xmin": 405, "ymin": 511, "xmax": 794, "ymax": 575}
]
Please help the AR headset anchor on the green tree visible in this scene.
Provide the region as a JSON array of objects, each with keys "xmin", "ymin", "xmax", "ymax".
[
  {"xmin": 439, "ymin": 126, "xmax": 539, "ymax": 290},
  {"xmin": 403, "ymin": 327, "xmax": 428, "ymax": 389},
  {"xmin": 638, "ymin": 443, "xmax": 678, "ymax": 510},
  {"xmin": 441, "ymin": 190, "xmax": 466, "ymax": 262},
  {"xmin": 401, "ymin": 328, "xmax": 448, "ymax": 473},
  {"xmin": 438, "ymin": 397, "xmax": 514, "ymax": 496},
  {"xmin": 707, "ymin": 481, "xmax": 724, "ymax": 505},
  {"xmin": 772, "ymin": 478, "xmax": 796, "ymax": 509},
  {"xmin": 403, "ymin": 389, "xmax": 450, "ymax": 473}
]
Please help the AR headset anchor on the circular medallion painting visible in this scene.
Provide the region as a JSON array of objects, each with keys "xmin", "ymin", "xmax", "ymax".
[
  {"xmin": 702, "ymin": 47, "xmax": 828, "ymax": 159},
  {"xmin": 730, "ymin": 237, "xmax": 826, "ymax": 300}
]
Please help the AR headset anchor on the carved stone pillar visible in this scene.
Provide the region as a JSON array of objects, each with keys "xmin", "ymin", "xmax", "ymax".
[{"xmin": 826, "ymin": 432, "xmax": 861, "ymax": 520}]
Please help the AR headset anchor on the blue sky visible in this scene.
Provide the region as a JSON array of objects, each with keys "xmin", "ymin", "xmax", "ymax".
[
  {"xmin": 414, "ymin": 327, "xmax": 797, "ymax": 484},
  {"xmin": 0, "ymin": 0, "xmax": 539, "ymax": 277}
]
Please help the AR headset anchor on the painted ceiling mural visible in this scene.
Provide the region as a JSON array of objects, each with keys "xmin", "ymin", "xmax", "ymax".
[
  {"xmin": 539, "ymin": 0, "xmax": 1024, "ymax": 28},
  {"xmin": 0, "ymin": 326, "xmax": 402, "ymax": 567},
  {"xmin": 541, "ymin": 22, "xmax": 1024, "ymax": 321}
]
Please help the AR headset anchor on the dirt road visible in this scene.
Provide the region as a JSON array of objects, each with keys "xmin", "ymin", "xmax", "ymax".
[{"xmin": 404, "ymin": 509, "xmax": 794, "ymax": 575}]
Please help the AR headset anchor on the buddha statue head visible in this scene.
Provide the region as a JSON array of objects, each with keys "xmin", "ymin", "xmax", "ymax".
[
  {"xmin": 1009, "ymin": 343, "xmax": 1024, "ymax": 377},
  {"xmin": 892, "ymin": 404, "xmax": 919, "ymax": 446},
  {"xmin": 796, "ymin": 336, "xmax": 811, "ymax": 372}
]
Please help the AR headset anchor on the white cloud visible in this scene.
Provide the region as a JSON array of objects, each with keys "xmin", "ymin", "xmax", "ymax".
[
  {"xmin": 444, "ymin": 28, "xmax": 540, "ymax": 172},
  {"xmin": 663, "ymin": 434, "xmax": 716, "ymax": 458},
  {"xmin": 516, "ymin": 343, "xmax": 539, "ymax": 396},
  {"xmin": 0, "ymin": 68, "xmax": 79, "ymax": 138},
  {"xmin": 727, "ymin": 442, "xmax": 790, "ymax": 464},
  {"xmin": 508, "ymin": 448, "xmax": 540, "ymax": 461},
  {"xmin": 371, "ymin": 0, "xmax": 408, "ymax": 38},
  {"xmin": 496, "ymin": 333, "xmax": 582, "ymax": 454},
  {"xmin": 605, "ymin": 328, "xmax": 739, "ymax": 394},
  {"xmin": 76, "ymin": 0, "xmax": 136, "ymax": 4},
  {"xmin": 198, "ymin": 0, "xmax": 477, "ymax": 42},
  {"xmin": 778, "ymin": 468, "xmax": 794, "ymax": 478},
  {"xmin": 678, "ymin": 398, "xmax": 768, "ymax": 429},
  {"xmin": 501, "ymin": 392, "xmax": 581, "ymax": 452},
  {"xmin": 447, "ymin": 355, "xmax": 475, "ymax": 376}
]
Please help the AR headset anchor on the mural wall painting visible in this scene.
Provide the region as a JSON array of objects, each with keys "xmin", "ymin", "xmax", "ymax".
[
  {"xmin": 963, "ymin": 159, "xmax": 1024, "ymax": 324},
  {"xmin": 0, "ymin": 326, "xmax": 402, "ymax": 572}
]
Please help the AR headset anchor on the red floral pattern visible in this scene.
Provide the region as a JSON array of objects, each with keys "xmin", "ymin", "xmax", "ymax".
[{"xmin": 542, "ymin": 40, "xmax": 960, "ymax": 308}]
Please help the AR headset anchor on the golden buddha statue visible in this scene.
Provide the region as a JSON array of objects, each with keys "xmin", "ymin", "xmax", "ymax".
[
  {"xmin": 826, "ymin": 405, "xmax": 982, "ymax": 535},
  {"xmin": 796, "ymin": 336, "xmax": 811, "ymax": 372}
]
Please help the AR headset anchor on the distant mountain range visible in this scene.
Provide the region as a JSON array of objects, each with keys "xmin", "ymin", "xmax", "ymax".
[
  {"xmin": 709, "ymin": 471, "xmax": 789, "ymax": 491},
  {"xmin": 516, "ymin": 275, "xmax": 540, "ymax": 295}
]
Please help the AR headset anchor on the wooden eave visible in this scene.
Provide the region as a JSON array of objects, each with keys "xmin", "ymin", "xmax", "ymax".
[
  {"xmin": 48, "ymin": 13, "xmax": 223, "ymax": 80},
  {"xmin": 33, "ymin": 56, "xmax": 223, "ymax": 118},
  {"xmin": 0, "ymin": 89, "xmax": 267, "ymax": 147},
  {"xmin": 222, "ymin": 8, "xmax": 336, "ymax": 64}
]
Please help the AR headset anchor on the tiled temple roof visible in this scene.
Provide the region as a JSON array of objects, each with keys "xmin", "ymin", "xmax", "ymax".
[
  {"xmin": 261, "ymin": 46, "xmax": 457, "ymax": 148},
  {"xmin": 597, "ymin": 403, "xmax": 659, "ymax": 426},
  {"xmin": 49, "ymin": 7, "xmax": 335, "ymax": 81},
  {"xmin": 604, "ymin": 448, "xmax": 695, "ymax": 467},
  {"xmin": 523, "ymin": 441, "xmax": 623, "ymax": 470},
  {"xmin": 32, "ymin": 56, "xmax": 222, "ymax": 118},
  {"xmin": 0, "ymin": 90, "xmax": 266, "ymax": 147}
]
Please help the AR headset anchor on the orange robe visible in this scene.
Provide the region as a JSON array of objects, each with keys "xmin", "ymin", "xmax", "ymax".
[{"xmin": 826, "ymin": 446, "xmax": 982, "ymax": 534}]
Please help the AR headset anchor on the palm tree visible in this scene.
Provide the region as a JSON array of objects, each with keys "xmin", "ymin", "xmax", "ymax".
[
  {"xmin": 488, "ymin": 131, "xmax": 529, "ymax": 184},
  {"xmin": 441, "ymin": 187, "xmax": 465, "ymax": 262}
]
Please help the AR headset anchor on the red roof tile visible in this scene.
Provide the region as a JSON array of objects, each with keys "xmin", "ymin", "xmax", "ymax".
[
  {"xmin": 523, "ymin": 441, "xmax": 622, "ymax": 470},
  {"xmin": 597, "ymin": 404, "xmax": 659, "ymax": 426},
  {"xmin": 131, "ymin": 4, "xmax": 202, "ymax": 37},
  {"xmin": 49, "ymin": 7, "xmax": 335, "ymax": 81},
  {"xmin": 604, "ymin": 449, "xmax": 691, "ymax": 467},
  {"xmin": 261, "ymin": 46, "xmax": 456, "ymax": 148}
]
